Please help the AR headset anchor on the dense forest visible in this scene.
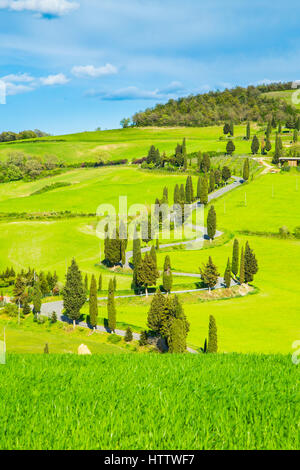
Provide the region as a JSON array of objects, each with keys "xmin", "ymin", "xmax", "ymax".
[{"xmin": 132, "ymin": 82, "xmax": 298, "ymax": 127}]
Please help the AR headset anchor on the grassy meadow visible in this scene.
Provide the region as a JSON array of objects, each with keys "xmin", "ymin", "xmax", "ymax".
[
  {"xmin": 0, "ymin": 124, "xmax": 294, "ymax": 164},
  {"xmin": 0, "ymin": 354, "xmax": 298, "ymax": 450}
]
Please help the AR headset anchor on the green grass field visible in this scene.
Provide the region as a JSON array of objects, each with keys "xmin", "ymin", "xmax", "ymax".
[
  {"xmin": 0, "ymin": 124, "xmax": 289, "ymax": 164},
  {"xmin": 262, "ymin": 89, "xmax": 300, "ymax": 109},
  {"xmin": 0, "ymin": 316, "xmax": 128, "ymax": 354},
  {"xmin": 0, "ymin": 354, "xmax": 298, "ymax": 450}
]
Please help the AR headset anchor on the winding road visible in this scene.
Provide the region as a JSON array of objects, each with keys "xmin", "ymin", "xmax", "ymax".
[{"xmin": 41, "ymin": 175, "xmax": 245, "ymax": 347}]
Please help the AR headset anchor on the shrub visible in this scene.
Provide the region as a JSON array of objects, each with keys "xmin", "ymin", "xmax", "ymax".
[
  {"xmin": 294, "ymin": 227, "xmax": 300, "ymax": 239},
  {"xmin": 107, "ymin": 334, "xmax": 122, "ymax": 344},
  {"xmin": 3, "ymin": 303, "xmax": 18, "ymax": 317},
  {"xmin": 279, "ymin": 226, "xmax": 290, "ymax": 239},
  {"xmin": 124, "ymin": 327, "xmax": 133, "ymax": 343},
  {"xmin": 50, "ymin": 312, "xmax": 57, "ymax": 324},
  {"xmin": 139, "ymin": 330, "xmax": 148, "ymax": 346}
]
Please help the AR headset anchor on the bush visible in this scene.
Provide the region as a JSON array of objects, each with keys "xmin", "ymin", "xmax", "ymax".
[
  {"xmin": 107, "ymin": 334, "xmax": 122, "ymax": 344},
  {"xmin": 50, "ymin": 312, "xmax": 57, "ymax": 324},
  {"xmin": 124, "ymin": 327, "xmax": 133, "ymax": 343},
  {"xmin": 3, "ymin": 303, "xmax": 18, "ymax": 317},
  {"xmin": 279, "ymin": 226, "xmax": 290, "ymax": 239},
  {"xmin": 294, "ymin": 227, "xmax": 300, "ymax": 239},
  {"xmin": 139, "ymin": 330, "xmax": 148, "ymax": 346}
]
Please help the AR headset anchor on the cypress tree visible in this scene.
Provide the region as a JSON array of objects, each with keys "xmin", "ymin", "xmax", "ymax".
[
  {"xmin": 168, "ymin": 318, "xmax": 187, "ymax": 353},
  {"xmin": 163, "ymin": 255, "xmax": 173, "ymax": 294},
  {"xmin": 224, "ymin": 258, "xmax": 232, "ymax": 289},
  {"xmin": 214, "ymin": 168, "xmax": 221, "ymax": 187},
  {"xmin": 278, "ymin": 122, "xmax": 282, "ymax": 134},
  {"xmin": 243, "ymin": 158, "xmax": 250, "ymax": 181},
  {"xmin": 272, "ymin": 134, "xmax": 281, "ymax": 164},
  {"xmin": 271, "ymin": 115, "xmax": 277, "ymax": 128},
  {"xmin": 124, "ymin": 327, "xmax": 133, "ymax": 342},
  {"xmin": 223, "ymin": 122, "xmax": 231, "ymax": 135},
  {"xmin": 174, "ymin": 184, "xmax": 180, "ymax": 204},
  {"xmin": 84, "ymin": 274, "xmax": 88, "ymax": 292},
  {"xmin": 232, "ymin": 239, "xmax": 239, "ymax": 277},
  {"xmin": 132, "ymin": 234, "xmax": 142, "ymax": 289},
  {"xmin": 63, "ymin": 259, "xmax": 86, "ymax": 329},
  {"xmin": 251, "ymin": 135, "xmax": 260, "ymax": 154},
  {"xmin": 89, "ymin": 275, "xmax": 98, "ymax": 330},
  {"xmin": 209, "ymin": 169, "xmax": 215, "ymax": 193},
  {"xmin": 202, "ymin": 154, "xmax": 211, "ymax": 173},
  {"xmin": 296, "ymin": 117, "xmax": 300, "ymax": 131},
  {"xmin": 156, "ymin": 238, "xmax": 159, "ymax": 250},
  {"xmin": 163, "ymin": 186, "xmax": 169, "ymax": 204},
  {"xmin": 179, "ymin": 184, "xmax": 185, "ymax": 204},
  {"xmin": 293, "ymin": 129, "xmax": 298, "ymax": 143},
  {"xmin": 240, "ymin": 247, "xmax": 245, "ymax": 284},
  {"xmin": 200, "ymin": 176, "xmax": 208, "ymax": 205},
  {"xmin": 230, "ymin": 121, "xmax": 234, "ymax": 137},
  {"xmin": 113, "ymin": 275, "xmax": 117, "ymax": 291},
  {"xmin": 208, "ymin": 315, "xmax": 218, "ymax": 353},
  {"xmin": 98, "ymin": 274, "xmax": 102, "ymax": 292},
  {"xmin": 197, "ymin": 176, "xmax": 201, "ymax": 199},
  {"xmin": 244, "ymin": 242, "xmax": 258, "ymax": 283},
  {"xmin": 197, "ymin": 151, "xmax": 202, "ymax": 171},
  {"xmin": 150, "ymin": 245, "xmax": 157, "ymax": 268},
  {"xmin": 33, "ymin": 282, "xmax": 42, "ymax": 314},
  {"xmin": 13, "ymin": 274, "xmax": 26, "ymax": 305},
  {"xmin": 265, "ymin": 137, "xmax": 272, "ymax": 152},
  {"xmin": 246, "ymin": 122, "xmax": 250, "ymax": 140},
  {"xmin": 200, "ymin": 257, "xmax": 220, "ymax": 290},
  {"xmin": 266, "ymin": 121, "xmax": 272, "ymax": 138},
  {"xmin": 147, "ymin": 290, "xmax": 165, "ymax": 332},
  {"xmin": 185, "ymin": 176, "xmax": 192, "ymax": 204},
  {"xmin": 107, "ymin": 279, "xmax": 117, "ymax": 332},
  {"xmin": 226, "ymin": 140, "xmax": 235, "ymax": 155},
  {"xmin": 207, "ymin": 205, "xmax": 217, "ymax": 241},
  {"xmin": 222, "ymin": 166, "xmax": 231, "ymax": 183},
  {"xmin": 137, "ymin": 253, "xmax": 159, "ymax": 297}
]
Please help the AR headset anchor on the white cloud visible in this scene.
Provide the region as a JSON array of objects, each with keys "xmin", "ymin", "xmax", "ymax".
[
  {"xmin": 40, "ymin": 73, "xmax": 70, "ymax": 85},
  {"xmin": 5, "ymin": 82, "xmax": 34, "ymax": 96},
  {"xmin": 1, "ymin": 73, "xmax": 35, "ymax": 83},
  {"xmin": 0, "ymin": 0, "xmax": 79, "ymax": 17},
  {"xmin": 71, "ymin": 64, "xmax": 118, "ymax": 78}
]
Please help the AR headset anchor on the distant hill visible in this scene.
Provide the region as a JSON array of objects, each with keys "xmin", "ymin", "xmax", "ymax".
[{"xmin": 132, "ymin": 82, "xmax": 299, "ymax": 127}]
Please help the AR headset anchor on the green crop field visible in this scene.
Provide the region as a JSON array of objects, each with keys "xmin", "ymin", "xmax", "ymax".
[{"xmin": 0, "ymin": 354, "xmax": 298, "ymax": 450}]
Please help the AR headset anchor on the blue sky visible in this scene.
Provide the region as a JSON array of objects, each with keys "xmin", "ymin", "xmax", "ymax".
[{"xmin": 0, "ymin": 0, "xmax": 300, "ymax": 134}]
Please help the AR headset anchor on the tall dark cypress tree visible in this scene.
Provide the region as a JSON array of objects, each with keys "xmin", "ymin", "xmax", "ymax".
[
  {"xmin": 200, "ymin": 257, "xmax": 220, "ymax": 290},
  {"xmin": 208, "ymin": 315, "xmax": 218, "ymax": 353},
  {"xmin": 251, "ymin": 135, "xmax": 260, "ymax": 155},
  {"xmin": 179, "ymin": 184, "xmax": 185, "ymax": 204},
  {"xmin": 137, "ymin": 253, "xmax": 159, "ymax": 297},
  {"xmin": 224, "ymin": 258, "xmax": 231, "ymax": 289},
  {"xmin": 197, "ymin": 176, "xmax": 201, "ymax": 199},
  {"xmin": 200, "ymin": 176, "xmax": 208, "ymax": 205},
  {"xmin": 84, "ymin": 274, "xmax": 88, "ymax": 292},
  {"xmin": 232, "ymin": 239, "xmax": 239, "ymax": 277},
  {"xmin": 89, "ymin": 275, "xmax": 98, "ymax": 330},
  {"xmin": 243, "ymin": 158, "xmax": 250, "ymax": 181},
  {"xmin": 244, "ymin": 242, "xmax": 258, "ymax": 283},
  {"xmin": 98, "ymin": 274, "xmax": 102, "ymax": 292},
  {"xmin": 272, "ymin": 134, "xmax": 281, "ymax": 164},
  {"xmin": 63, "ymin": 259, "xmax": 86, "ymax": 329},
  {"xmin": 132, "ymin": 233, "xmax": 142, "ymax": 290},
  {"xmin": 226, "ymin": 140, "xmax": 235, "ymax": 155},
  {"xmin": 207, "ymin": 205, "xmax": 217, "ymax": 241},
  {"xmin": 174, "ymin": 184, "xmax": 180, "ymax": 204},
  {"xmin": 32, "ymin": 282, "xmax": 42, "ymax": 314},
  {"xmin": 150, "ymin": 245, "xmax": 157, "ymax": 269},
  {"xmin": 240, "ymin": 247, "xmax": 245, "ymax": 284},
  {"xmin": 209, "ymin": 169, "xmax": 215, "ymax": 193},
  {"xmin": 107, "ymin": 279, "xmax": 116, "ymax": 332},
  {"xmin": 163, "ymin": 255, "xmax": 173, "ymax": 294},
  {"xmin": 147, "ymin": 290, "xmax": 165, "ymax": 332},
  {"xmin": 246, "ymin": 122, "xmax": 250, "ymax": 140}
]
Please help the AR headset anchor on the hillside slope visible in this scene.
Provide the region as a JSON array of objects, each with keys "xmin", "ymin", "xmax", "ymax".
[{"xmin": 132, "ymin": 82, "xmax": 299, "ymax": 127}]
